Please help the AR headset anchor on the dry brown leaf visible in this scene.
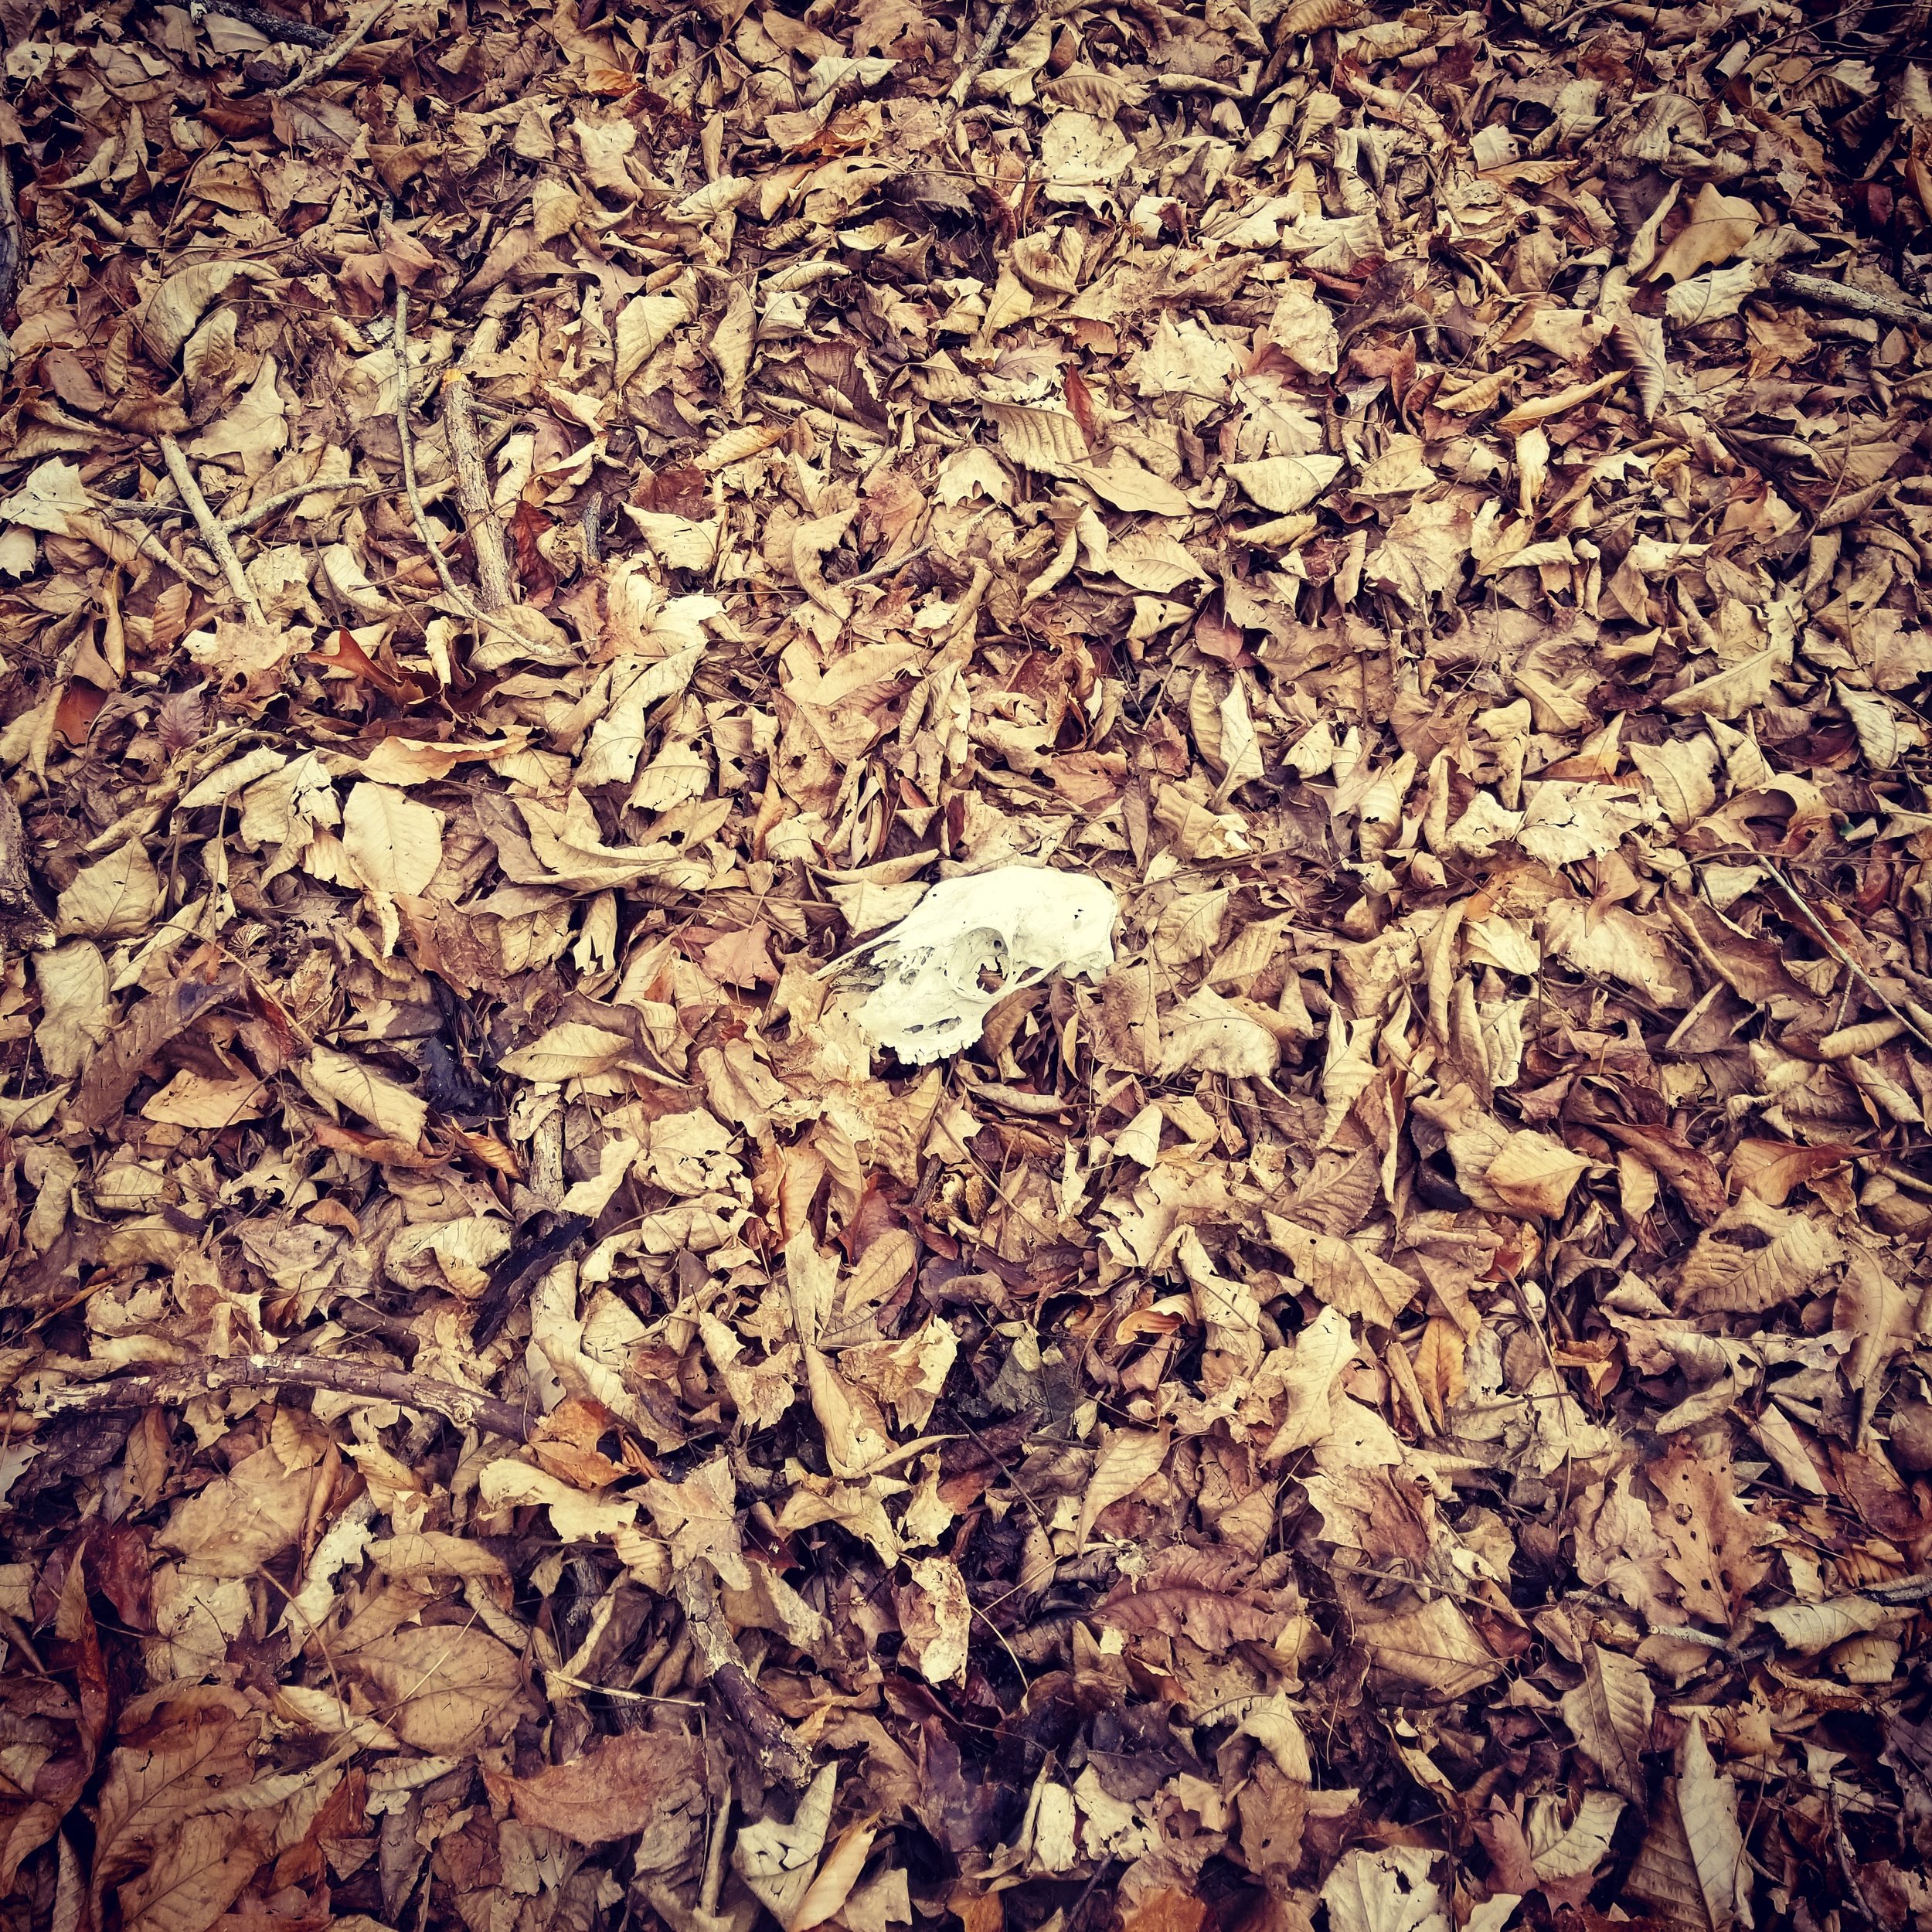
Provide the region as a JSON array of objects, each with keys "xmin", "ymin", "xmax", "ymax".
[
  {"xmin": 485, "ymin": 1730, "xmax": 705, "ymax": 1847},
  {"xmin": 1624, "ymin": 1718, "xmax": 1753, "ymax": 1930},
  {"xmin": 1560, "ymin": 1644, "xmax": 1654, "ymax": 1805}
]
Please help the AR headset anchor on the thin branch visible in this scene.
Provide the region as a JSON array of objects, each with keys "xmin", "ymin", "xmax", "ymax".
[
  {"xmin": 111, "ymin": 480, "xmax": 395, "ymax": 534},
  {"xmin": 83, "ymin": 504, "xmax": 223, "ymax": 592},
  {"xmin": 1772, "ymin": 267, "xmax": 1932, "ymax": 332},
  {"xmin": 274, "ymin": 0, "xmax": 391, "ymax": 93},
  {"xmin": 444, "ymin": 372, "xmax": 514, "ymax": 612},
  {"xmin": 392, "ymin": 287, "xmax": 527, "ymax": 650},
  {"xmin": 948, "ymin": 0, "xmax": 1013, "ymax": 110},
  {"xmin": 158, "ymin": 435, "xmax": 267, "ymax": 625},
  {"xmin": 1763, "ymin": 860, "xmax": 1932, "ymax": 1053},
  {"xmin": 832, "ymin": 539, "xmax": 932, "ymax": 590},
  {"xmin": 0, "ymin": 150, "xmax": 21, "ymax": 342},
  {"xmin": 672, "ymin": 1566, "xmax": 813, "ymax": 1788},
  {"xmin": 226, "ymin": 479, "xmax": 388, "ymax": 533},
  {"xmin": 36, "ymin": 1353, "xmax": 534, "ymax": 1439},
  {"xmin": 198, "ymin": 0, "xmax": 334, "ymax": 49}
]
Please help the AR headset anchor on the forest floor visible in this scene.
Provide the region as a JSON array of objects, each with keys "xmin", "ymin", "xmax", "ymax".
[{"xmin": 5, "ymin": 1, "xmax": 1932, "ymax": 1930}]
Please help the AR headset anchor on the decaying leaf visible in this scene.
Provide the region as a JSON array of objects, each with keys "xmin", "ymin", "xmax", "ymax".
[
  {"xmin": 485, "ymin": 1730, "xmax": 705, "ymax": 1846},
  {"xmin": 5, "ymin": 4, "xmax": 1929, "ymax": 1927}
]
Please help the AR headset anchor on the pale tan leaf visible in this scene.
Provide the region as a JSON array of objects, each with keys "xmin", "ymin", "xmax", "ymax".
[
  {"xmin": 158, "ymin": 1446, "xmax": 313, "ymax": 1579},
  {"xmin": 900, "ymin": 1554, "xmax": 971, "ymax": 1684},
  {"xmin": 301, "ymin": 1043, "xmax": 428, "ymax": 1145},
  {"xmin": 1228, "ymin": 453, "xmax": 1344, "ymax": 512},
  {"xmin": 1323, "ymin": 1848, "xmax": 1447, "ymax": 1932},
  {"xmin": 1648, "ymin": 182, "xmax": 1760, "ymax": 284},
  {"xmin": 1675, "ymin": 1196, "xmax": 1842, "ymax": 1315},
  {"xmin": 615, "ymin": 275, "xmax": 698, "ymax": 386},
  {"xmin": 1663, "ymin": 646, "xmax": 1783, "ymax": 719},
  {"xmin": 736, "ymin": 1765, "xmax": 837, "ymax": 1927},
  {"xmin": 485, "ymin": 1730, "xmax": 705, "ymax": 1848},
  {"xmin": 1262, "ymin": 1305, "xmax": 1357, "ymax": 1458},
  {"xmin": 1157, "ymin": 988, "xmax": 1281, "ymax": 1077},
  {"xmin": 1071, "ymin": 458, "xmax": 1188, "ymax": 515},
  {"xmin": 1532, "ymin": 1790, "xmax": 1624, "ymax": 1882},
  {"xmin": 1629, "ymin": 736, "xmax": 1719, "ymax": 826},
  {"xmin": 352, "ymin": 1626, "xmax": 526, "ymax": 1754},
  {"xmin": 1152, "ymin": 887, "xmax": 1230, "ymax": 967},
  {"xmin": 1356, "ymin": 1594, "xmax": 1500, "ymax": 1698},
  {"xmin": 1757, "ymin": 1595, "xmax": 1891, "ymax": 1655},
  {"xmin": 1077, "ymin": 1427, "xmax": 1169, "ymax": 1546},
  {"xmin": 1482, "ymin": 1130, "xmax": 1590, "ymax": 1218},
  {"xmin": 1560, "ymin": 1645, "xmax": 1654, "ymax": 1804},
  {"xmin": 117, "ymin": 1813, "xmax": 267, "ymax": 1932},
  {"xmin": 1106, "ymin": 526, "xmax": 1209, "ymax": 592},
  {"xmin": 1264, "ymin": 1215, "xmax": 1416, "ymax": 1328},
  {"xmin": 341, "ymin": 781, "xmax": 445, "ymax": 896},
  {"xmin": 136, "ymin": 260, "xmax": 276, "ymax": 362},
  {"xmin": 496, "ymin": 1022, "xmax": 634, "ymax": 1081},
  {"xmin": 34, "ymin": 942, "xmax": 113, "ymax": 1080},
  {"xmin": 987, "ymin": 402, "xmax": 1089, "ymax": 471},
  {"xmin": 57, "ymin": 841, "xmax": 164, "ymax": 939},
  {"xmin": 93, "ymin": 1707, "xmax": 258, "ymax": 1896},
  {"xmin": 791, "ymin": 1819, "xmax": 880, "ymax": 1932},
  {"xmin": 1625, "ymin": 1718, "xmax": 1753, "ymax": 1930},
  {"xmin": 139, "ymin": 1071, "xmax": 267, "ymax": 1128}
]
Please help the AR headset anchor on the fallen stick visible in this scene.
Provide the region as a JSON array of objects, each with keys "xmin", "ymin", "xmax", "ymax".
[
  {"xmin": 226, "ymin": 479, "xmax": 386, "ymax": 532},
  {"xmin": 672, "ymin": 1567, "xmax": 813, "ymax": 1788},
  {"xmin": 392, "ymin": 287, "xmax": 527, "ymax": 651},
  {"xmin": 948, "ymin": 0, "xmax": 1012, "ymax": 110},
  {"xmin": 81, "ymin": 506, "xmax": 223, "ymax": 592},
  {"xmin": 832, "ymin": 539, "xmax": 932, "ymax": 589},
  {"xmin": 1772, "ymin": 267, "xmax": 1932, "ymax": 332},
  {"xmin": 0, "ymin": 151, "xmax": 21, "ymax": 341},
  {"xmin": 444, "ymin": 373, "xmax": 515, "ymax": 612},
  {"xmin": 116, "ymin": 479, "xmax": 396, "ymax": 534},
  {"xmin": 199, "ymin": 0, "xmax": 334, "ymax": 48},
  {"xmin": 274, "ymin": 0, "xmax": 390, "ymax": 93},
  {"xmin": 158, "ymin": 434, "xmax": 267, "ymax": 625},
  {"xmin": 36, "ymin": 1353, "xmax": 534, "ymax": 1439}
]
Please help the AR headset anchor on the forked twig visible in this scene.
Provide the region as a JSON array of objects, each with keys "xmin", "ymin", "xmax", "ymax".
[
  {"xmin": 672, "ymin": 1566, "xmax": 813, "ymax": 1788},
  {"xmin": 392, "ymin": 287, "xmax": 526, "ymax": 649},
  {"xmin": 38, "ymin": 1352, "xmax": 533, "ymax": 1439},
  {"xmin": 444, "ymin": 372, "xmax": 514, "ymax": 612},
  {"xmin": 274, "ymin": 0, "xmax": 391, "ymax": 94},
  {"xmin": 158, "ymin": 434, "xmax": 267, "ymax": 625}
]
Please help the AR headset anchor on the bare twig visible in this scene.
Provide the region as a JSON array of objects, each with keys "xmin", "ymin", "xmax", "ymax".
[
  {"xmin": 947, "ymin": 0, "xmax": 1013, "ymax": 110},
  {"xmin": 1772, "ymin": 267, "xmax": 1932, "ymax": 332},
  {"xmin": 1763, "ymin": 860, "xmax": 1932, "ymax": 1053},
  {"xmin": 832, "ymin": 539, "xmax": 932, "ymax": 589},
  {"xmin": 158, "ymin": 435, "xmax": 267, "ymax": 625},
  {"xmin": 79, "ymin": 505, "xmax": 222, "ymax": 592},
  {"xmin": 444, "ymin": 372, "xmax": 514, "ymax": 613},
  {"xmin": 274, "ymin": 0, "xmax": 391, "ymax": 93},
  {"xmin": 108, "ymin": 479, "xmax": 391, "ymax": 534},
  {"xmin": 0, "ymin": 150, "xmax": 21, "ymax": 342},
  {"xmin": 198, "ymin": 0, "xmax": 334, "ymax": 48},
  {"xmin": 226, "ymin": 478, "xmax": 385, "ymax": 533},
  {"xmin": 672, "ymin": 1566, "xmax": 813, "ymax": 1788},
  {"xmin": 393, "ymin": 287, "xmax": 527, "ymax": 649},
  {"xmin": 36, "ymin": 1353, "xmax": 534, "ymax": 1440}
]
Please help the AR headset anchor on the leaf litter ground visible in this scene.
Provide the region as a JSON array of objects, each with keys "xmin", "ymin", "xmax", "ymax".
[{"xmin": 5, "ymin": 1, "xmax": 1932, "ymax": 1930}]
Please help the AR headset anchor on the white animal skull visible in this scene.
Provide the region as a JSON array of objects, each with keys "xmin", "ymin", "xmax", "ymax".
[{"xmin": 830, "ymin": 866, "xmax": 1119, "ymax": 1065}]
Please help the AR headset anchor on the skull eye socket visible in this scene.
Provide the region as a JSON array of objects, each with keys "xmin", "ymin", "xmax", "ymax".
[{"xmin": 944, "ymin": 927, "xmax": 1011, "ymax": 1000}]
